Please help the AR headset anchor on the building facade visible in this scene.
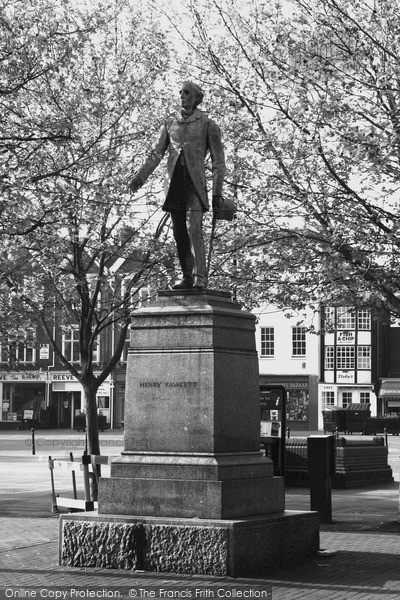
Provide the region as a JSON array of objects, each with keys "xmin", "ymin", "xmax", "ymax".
[
  {"xmin": 1, "ymin": 300, "xmax": 397, "ymax": 432},
  {"xmin": 0, "ymin": 323, "xmax": 116, "ymax": 429},
  {"xmin": 255, "ymin": 305, "xmax": 320, "ymax": 431},
  {"xmin": 317, "ymin": 306, "xmax": 389, "ymax": 430}
]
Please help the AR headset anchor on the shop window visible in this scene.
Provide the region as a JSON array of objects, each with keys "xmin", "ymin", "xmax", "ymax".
[
  {"xmin": 260, "ymin": 327, "xmax": 274, "ymax": 357},
  {"xmin": 360, "ymin": 392, "xmax": 371, "ymax": 403},
  {"xmin": 97, "ymin": 396, "xmax": 109, "ymax": 409},
  {"xmin": 341, "ymin": 392, "xmax": 352, "ymax": 408},
  {"xmin": 292, "ymin": 327, "xmax": 306, "ymax": 356},
  {"xmin": 322, "ymin": 391, "xmax": 335, "ymax": 409},
  {"xmin": 286, "ymin": 389, "xmax": 309, "ymax": 421},
  {"xmin": 357, "ymin": 346, "xmax": 371, "ymax": 369},
  {"xmin": 324, "ymin": 346, "xmax": 334, "ymax": 369},
  {"xmin": 336, "ymin": 346, "xmax": 355, "ymax": 370},
  {"xmin": 336, "ymin": 307, "xmax": 356, "ymax": 330}
]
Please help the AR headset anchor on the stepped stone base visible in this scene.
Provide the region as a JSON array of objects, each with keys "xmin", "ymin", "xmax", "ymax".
[
  {"xmin": 59, "ymin": 290, "xmax": 319, "ymax": 576},
  {"xmin": 60, "ymin": 511, "xmax": 320, "ymax": 577}
]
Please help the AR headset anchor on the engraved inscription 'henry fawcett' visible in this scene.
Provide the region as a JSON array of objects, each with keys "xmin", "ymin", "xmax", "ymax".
[{"xmin": 139, "ymin": 381, "xmax": 198, "ymax": 389}]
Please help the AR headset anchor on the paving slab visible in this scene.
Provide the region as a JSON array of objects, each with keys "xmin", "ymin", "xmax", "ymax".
[{"xmin": 1, "ymin": 429, "xmax": 399, "ymax": 600}]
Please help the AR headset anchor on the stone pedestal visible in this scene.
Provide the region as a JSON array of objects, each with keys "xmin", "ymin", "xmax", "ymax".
[{"xmin": 60, "ymin": 290, "xmax": 319, "ymax": 575}]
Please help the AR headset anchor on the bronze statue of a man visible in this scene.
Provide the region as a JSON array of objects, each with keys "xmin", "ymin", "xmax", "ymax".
[{"xmin": 129, "ymin": 81, "xmax": 226, "ymax": 290}]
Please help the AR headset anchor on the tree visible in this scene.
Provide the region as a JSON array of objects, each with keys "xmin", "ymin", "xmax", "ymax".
[
  {"xmin": 176, "ymin": 0, "xmax": 400, "ymax": 320},
  {"xmin": 0, "ymin": 0, "xmax": 175, "ymax": 480}
]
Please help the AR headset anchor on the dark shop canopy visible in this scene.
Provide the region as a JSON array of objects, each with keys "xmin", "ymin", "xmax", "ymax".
[{"xmin": 377, "ymin": 379, "xmax": 400, "ymax": 398}]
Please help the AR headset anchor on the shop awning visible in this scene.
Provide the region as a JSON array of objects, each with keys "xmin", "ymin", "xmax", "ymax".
[{"xmin": 377, "ymin": 379, "xmax": 400, "ymax": 398}]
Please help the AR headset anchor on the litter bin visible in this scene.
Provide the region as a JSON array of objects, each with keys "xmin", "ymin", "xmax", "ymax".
[
  {"xmin": 322, "ymin": 406, "xmax": 346, "ymax": 434},
  {"xmin": 307, "ymin": 435, "xmax": 335, "ymax": 523},
  {"xmin": 345, "ymin": 403, "xmax": 370, "ymax": 434}
]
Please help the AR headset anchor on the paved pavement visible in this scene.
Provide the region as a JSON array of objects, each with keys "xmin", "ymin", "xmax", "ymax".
[{"xmin": 0, "ymin": 429, "xmax": 399, "ymax": 600}]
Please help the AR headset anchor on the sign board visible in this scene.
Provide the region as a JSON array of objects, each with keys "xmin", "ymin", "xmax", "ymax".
[
  {"xmin": 24, "ymin": 410, "xmax": 34, "ymax": 420},
  {"xmin": 387, "ymin": 400, "xmax": 400, "ymax": 407},
  {"xmin": 337, "ymin": 371, "xmax": 355, "ymax": 383},
  {"xmin": 337, "ymin": 331, "xmax": 356, "ymax": 345},
  {"xmin": 39, "ymin": 344, "xmax": 50, "ymax": 360}
]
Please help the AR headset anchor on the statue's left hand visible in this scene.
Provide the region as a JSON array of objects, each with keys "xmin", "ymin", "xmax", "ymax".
[{"xmin": 129, "ymin": 176, "xmax": 142, "ymax": 195}]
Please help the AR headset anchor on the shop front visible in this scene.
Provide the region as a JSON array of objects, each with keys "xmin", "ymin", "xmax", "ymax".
[
  {"xmin": 49, "ymin": 373, "xmax": 111, "ymax": 429},
  {"xmin": 0, "ymin": 372, "xmax": 48, "ymax": 429},
  {"xmin": 259, "ymin": 375, "xmax": 319, "ymax": 431},
  {"xmin": 375, "ymin": 378, "xmax": 400, "ymax": 416}
]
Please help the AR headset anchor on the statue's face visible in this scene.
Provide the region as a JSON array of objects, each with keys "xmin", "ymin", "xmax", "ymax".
[{"xmin": 180, "ymin": 84, "xmax": 197, "ymax": 113}]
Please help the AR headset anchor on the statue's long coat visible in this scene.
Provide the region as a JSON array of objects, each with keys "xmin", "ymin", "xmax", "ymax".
[{"xmin": 134, "ymin": 109, "xmax": 225, "ymax": 211}]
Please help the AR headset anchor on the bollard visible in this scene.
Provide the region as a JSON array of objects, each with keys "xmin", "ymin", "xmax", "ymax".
[
  {"xmin": 70, "ymin": 452, "xmax": 77, "ymax": 499},
  {"xmin": 307, "ymin": 435, "xmax": 335, "ymax": 524},
  {"xmin": 31, "ymin": 428, "xmax": 35, "ymax": 455},
  {"xmin": 384, "ymin": 427, "xmax": 388, "ymax": 447},
  {"xmin": 287, "ymin": 426, "xmax": 291, "ymax": 439}
]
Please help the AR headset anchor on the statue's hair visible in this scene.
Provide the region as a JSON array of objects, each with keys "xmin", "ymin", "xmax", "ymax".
[{"xmin": 181, "ymin": 81, "xmax": 204, "ymax": 107}]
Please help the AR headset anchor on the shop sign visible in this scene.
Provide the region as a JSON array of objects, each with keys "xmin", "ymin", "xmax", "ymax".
[
  {"xmin": 336, "ymin": 331, "xmax": 356, "ymax": 345},
  {"xmin": 337, "ymin": 371, "xmax": 355, "ymax": 383},
  {"xmin": 39, "ymin": 344, "xmax": 50, "ymax": 359},
  {"xmin": 52, "ymin": 373, "xmax": 77, "ymax": 382},
  {"xmin": 0, "ymin": 372, "xmax": 46, "ymax": 382},
  {"xmin": 387, "ymin": 400, "xmax": 400, "ymax": 407},
  {"xmin": 97, "ymin": 382, "xmax": 110, "ymax": 395},
  {"xmin": 261, "ymin": 380, "xmax": 308, "ymax": 389}
]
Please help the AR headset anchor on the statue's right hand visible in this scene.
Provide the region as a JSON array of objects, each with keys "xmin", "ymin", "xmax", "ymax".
[{"xmin": 129, "ymin": 176, "xmax": 142, "ymax": 194}]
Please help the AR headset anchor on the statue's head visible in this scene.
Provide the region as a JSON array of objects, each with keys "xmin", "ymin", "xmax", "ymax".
[{"xmin": 180, "ymin": 81, "xmax": 204, "ymax": 111}]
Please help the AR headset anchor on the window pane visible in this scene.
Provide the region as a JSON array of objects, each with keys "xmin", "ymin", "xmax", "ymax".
[
  {"xmin": 322, "ymin": 391, "xmax": 335, "ymax": 409},
  {"xmin": 324, "ymin": 307, "xmax": 335, "ymax": 330},
  {"xmin": 292, "ymin": 327, "xmax": 306, "ymax": 356},
  {"xmin": 357, "ymin": 346, "xmax": 371, "ymax": 369},
  {"xmin": 261, "ymin": 327, "xmax": 274, "ymax": 356},
  {"xmin": 342, "ymin": 392, "xmax": 352, "ymax": 408},
  {"xmin": 336, "ymin": 307, "xmax": 355, "ymax": 330},
  {"xmin": 357, "ymin": 310, "xmax": 371, "ymax": 330},
  {"xmin": 336, "ymin": 346, "xmax": 355, "ymax": 369},
  {"xmin": 324, "ymin": 346, "xmax": 334, "ymax": 369},
  {"xmin": 72, "ymin": 345, "xmax": 80, "ymax": 362}
]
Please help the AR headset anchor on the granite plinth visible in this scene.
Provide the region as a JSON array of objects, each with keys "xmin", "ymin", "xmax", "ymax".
[
  {"xmin": 60, "ymin": 510, "xmax": 320, "ymax": 577},
  {"xmin": 123, "ymin": 290, "xmax": 261, "ymax": 456},
  {"xmin": 99, "ymin": 472, "xmax": 284, "ymax": 520},
  {"xmin": 100, "ymin": 290, "xmax": 281, "ymax": 520}
]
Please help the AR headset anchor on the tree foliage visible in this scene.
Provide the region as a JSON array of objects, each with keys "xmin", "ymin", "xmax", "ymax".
[
  {"xmin": 0, "ymin": 0, "xmax": 175, "ymax": 463},
  {"xmin": 180, "ymin": 0, "xmax": 400, "ymax": 319}
]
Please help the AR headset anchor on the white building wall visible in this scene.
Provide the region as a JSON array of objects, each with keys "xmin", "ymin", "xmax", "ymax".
[{"xmin": 254, "ymin": 305, "xmax": 320, "ymax": 377}]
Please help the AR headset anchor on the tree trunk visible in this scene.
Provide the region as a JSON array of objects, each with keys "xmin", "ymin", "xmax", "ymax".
[{"xmin": 83, "ymin": 381, "xmax": 101, "ymax": 501}]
